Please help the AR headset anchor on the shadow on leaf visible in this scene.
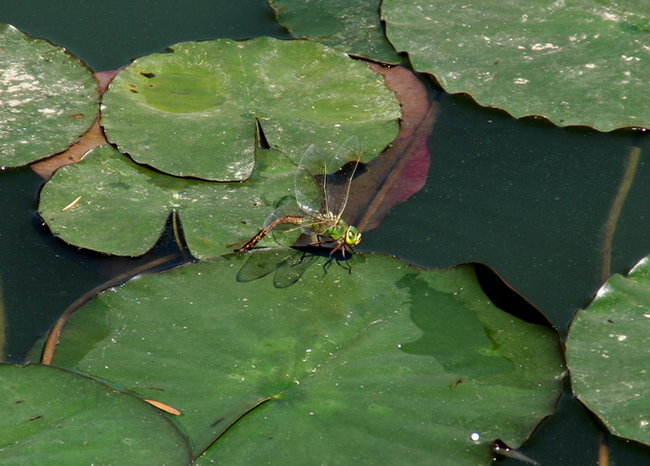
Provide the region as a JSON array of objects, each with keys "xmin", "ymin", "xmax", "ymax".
[{"xmin": 235, "ymin": 247, "xmax": 354, "ymax": 288}]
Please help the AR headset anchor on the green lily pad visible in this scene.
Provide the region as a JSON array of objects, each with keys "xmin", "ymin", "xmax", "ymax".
[
  {"xmin": 382, "ymin": 1, "xmax": 650, "ymax": 131},
  {"xmin": 268, "ymin": 0, "xmax": 401, "ymax": 63},
  {"xmin": 566, "ymin": 255, "xmax": 650, "ymax": 446},
  {"xmin": 0, "ymin": 24, "xmax": 99, "ymax": 167},
  {"xmin": 46, "ymin": 251, "xmax": 564, "ymax": 463},
  {"xmin": 101, "ymin": 37, "xmax": 400, "ymax": 181},
  {"xmin": 38, "ymin": 144, "xmax": 297, "ymax": 258},
  {"xmin": 0, "ymin": 364, "xmax": 190, "ymax": 463}
]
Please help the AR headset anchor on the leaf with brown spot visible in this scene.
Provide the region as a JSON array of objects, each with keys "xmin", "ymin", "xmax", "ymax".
[{"xmin": 31, "ymin": 69, "xmax": 122, "ymax": 179}]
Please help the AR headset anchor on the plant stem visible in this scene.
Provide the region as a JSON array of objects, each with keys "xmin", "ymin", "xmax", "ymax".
[{"xmin": 600, "ymin": 132, "xmax": 644, "ymax": 283}]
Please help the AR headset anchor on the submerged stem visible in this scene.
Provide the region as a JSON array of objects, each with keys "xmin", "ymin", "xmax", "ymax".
[{"xmin": 600, "ymin": 133, "xmax": 644, "ymax": 284}]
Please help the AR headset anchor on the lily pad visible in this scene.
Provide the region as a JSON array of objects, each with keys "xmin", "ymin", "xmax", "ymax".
[
  {"xmin": 45, "ymin": 251, "xmax": 564, "ymax": 463},
  {"xmin": 38, "ymin": 144, "xmax": 297, "ymax": 258},
  {"xmin": 101, "ymin": 37, "xmax": 401, "ymax": 181},
  {"xmin": 381, "ymin": 0, "xmax": 650, "ymax": 131},
  {"xmin": 0, "ymin": 24, "xmax": 99, "ymax": 167},
  {"xmin": 268, "ymin": 0, "xmax": 401, "ymax": 63},
  {"xmin": 566, "ymin": 255, "xmax": 650, "ymax": 446},
  {"xmin": 0, "ymin": 364, "xmax": 190, "ymax": 463}
]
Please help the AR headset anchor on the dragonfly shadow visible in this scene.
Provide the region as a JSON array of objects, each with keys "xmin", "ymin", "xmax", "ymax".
[{"xmin": 236, "ymin": 247, "xmax": 353, "ymax": 289}]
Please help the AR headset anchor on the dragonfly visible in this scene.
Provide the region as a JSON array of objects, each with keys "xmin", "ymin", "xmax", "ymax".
[{"xmin": 235, "ymin": 136, "xmax": 363, "ymax": 256}]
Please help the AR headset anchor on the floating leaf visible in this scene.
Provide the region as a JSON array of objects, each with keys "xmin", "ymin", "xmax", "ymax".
[
  {"xmin": 38, "ymin": 144, "xmax": 296, "ymax": 258},
  {"xmin": 31, "ymin": 69, "xmax": 119, "ymax": 179},
  {"xmin": 566, "ymin": 255, "xmax": 650, "ymax": 446},
  {"xmin": 101, "ymin": 37, "xmax": 401, "ymax": 181},
  {"xmin": 45, "ymin": 251, "xmax": 564, "ymax": 463},
  {"xmin": 268, "ymin": 0, "xmax": 401, "ymax": 63},
  {"xmin": 382, "ymin": 1, "xmax": 650, "ymax": 131},
  {"xmin": 0, "ymin": 364, "xmax": 190, "ymax": 463},
  {"xmin": 0, "ymin": 24, "xmax": 98, "ymax": 167}
]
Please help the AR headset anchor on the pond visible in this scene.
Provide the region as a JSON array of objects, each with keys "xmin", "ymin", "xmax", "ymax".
[{"xmin": 1, "ymin": 0, "xmax": 648, "ymax": 464}]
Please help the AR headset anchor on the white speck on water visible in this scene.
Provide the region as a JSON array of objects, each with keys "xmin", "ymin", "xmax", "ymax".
[
  {"xmin": 470, "ymin": 432, "xmax": 480, "ymax": 442},
  {"xmin": 513, "ymin": 78, "xmax": 529, "ymax": 85}
]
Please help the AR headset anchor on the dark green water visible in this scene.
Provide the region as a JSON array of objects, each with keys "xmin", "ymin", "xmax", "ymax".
[
  {"xmin": 362, "ymin": 95, "xmax": 650, "ymax": 332},
  {"xmin": 1, "ymin": 1, "xmax": 648, "ymax": 464}
]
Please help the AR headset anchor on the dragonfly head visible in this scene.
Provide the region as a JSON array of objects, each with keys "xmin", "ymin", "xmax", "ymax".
[
  {"xmin": 325, "ymin": 223, "xmax": 362, "ymax": 250},
  {"xmin": 344, "ymin": 225, "xmax": 362, "ymax": 248}
]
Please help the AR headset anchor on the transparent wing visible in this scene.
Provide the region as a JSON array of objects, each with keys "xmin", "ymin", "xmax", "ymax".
[
  {"xmin": 294, "ymin": 137, "xmax": 362, "ymax": 220},
  {"xmin": 294, "ymin": 143, "xmax": 327, "ymax": 217},
  {"xmin": 262, "ymin": 195, "xmax": 299, "ymax": 229},
  {"xmin": 324, "ymin": 136, "xmax": 361, "ymax": 219},
  {"xmin": 273, "ymin": 250, "xmax": 319, "ymax": 288},
  {"xmin": 264, "ymin": 195, "xmax": 304, "ymax": 246}
]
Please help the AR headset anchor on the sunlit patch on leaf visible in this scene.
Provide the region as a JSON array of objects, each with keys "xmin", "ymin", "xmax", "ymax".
[{"xmin": 0, "ymin": 24, "xmax": 98, "ymax": 167}]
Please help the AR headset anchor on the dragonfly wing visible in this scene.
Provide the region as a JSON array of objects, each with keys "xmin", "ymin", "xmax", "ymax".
[
  {"xmin": 325, "ymin": 136, "xmax": 361, "ymax": 219},
  {"xmin": 262, "ymin": 196, "xmax": 298, "ymax": 229},
  {"xmin": 295, "ymin": 143, "xmax": 327, "ymax": 217},
  {"xmin": 263, "ymin": 196, "xmax": 305, "ymax": 246},
  {"xmin": 273, "ymin": 250, "xmax": 319, "ymax": 288}
]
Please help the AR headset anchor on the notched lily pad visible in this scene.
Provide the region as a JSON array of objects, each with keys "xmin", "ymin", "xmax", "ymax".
[
  {"xmin": 566, "ymin": 255, "xmax": 650, "ymax": 446},
  {"xmin": 382, "ymin": 1, "xmax": 650, "ymax": 131},
  {"xmin": 38, "ymin": 144, "xmax": 297, "ymax": 258},
  {"xmin": 101, "ymin": 36, "xmax": 401, "ymax": 181},
  {"xmin": 0, "ymin": 24, "xmax": 99, "ymax": 167},
  {"xmin": 44, "ymin": 251, "xmax": 564, "ymax": 464}
]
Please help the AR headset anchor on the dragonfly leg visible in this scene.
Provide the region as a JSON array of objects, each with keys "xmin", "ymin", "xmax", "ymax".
[{"xmin": 306, "ymin": 236, "xmax": 353, "ymax": 259}]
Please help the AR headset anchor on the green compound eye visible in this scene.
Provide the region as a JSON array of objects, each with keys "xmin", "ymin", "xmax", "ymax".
[{"xmin": 345, "ymin": 226, "xmax": 362, "ymax": 247}]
